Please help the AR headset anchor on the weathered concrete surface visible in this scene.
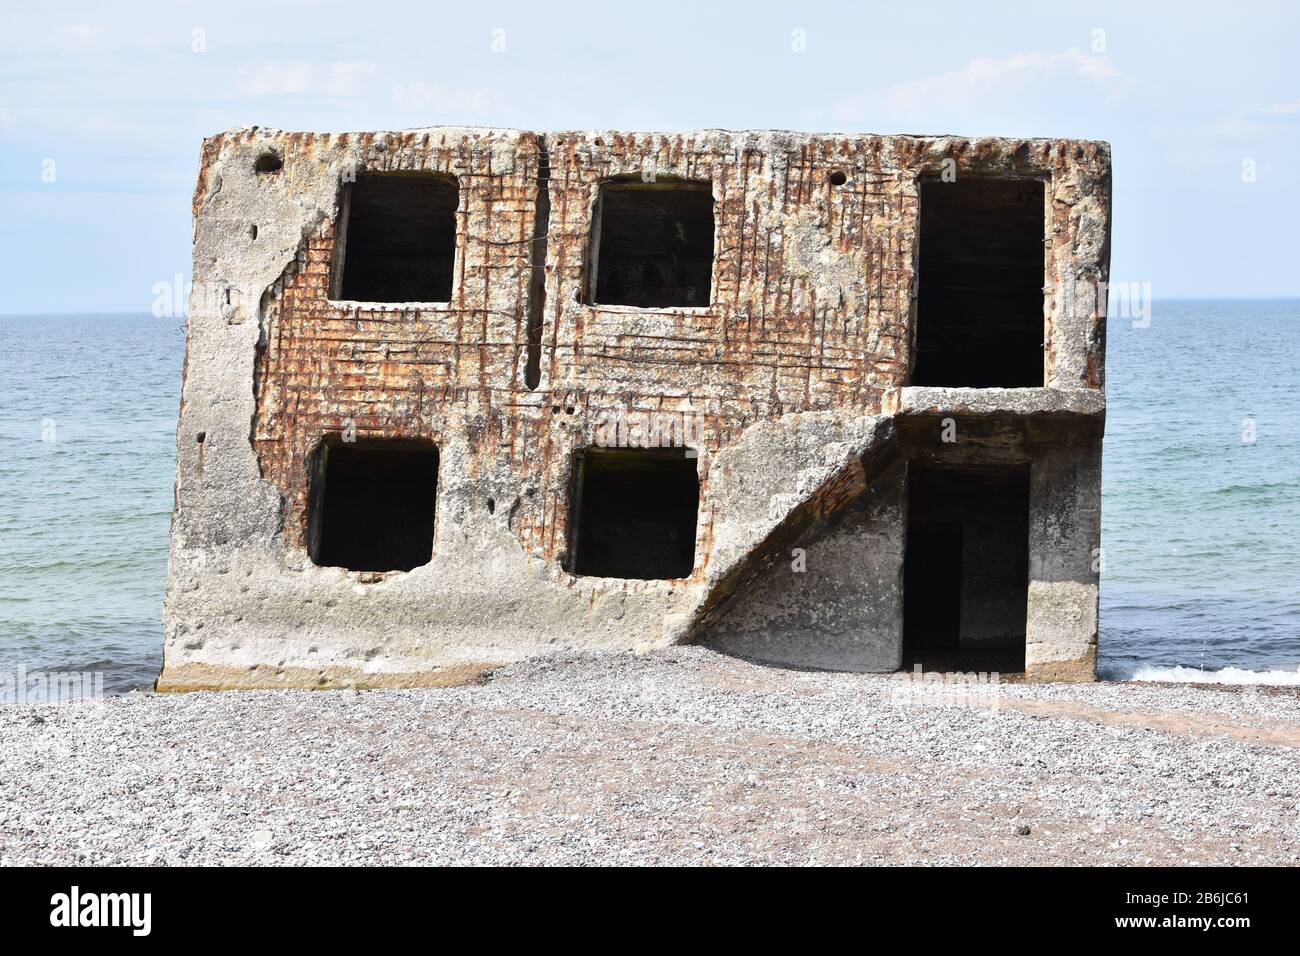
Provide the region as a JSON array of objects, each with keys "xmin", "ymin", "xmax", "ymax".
[
  {"xmin": 705, "ymin": 460, "xmax": 907, "ymax": 671},
  {"xmin": 893, "ymin": 386, "xmax": 1106, "ymax": 419},
  {"xmin": 162, "ymin": 127, "xmax": 1110, "ymax": 690},
  {"xmin": 1026, "ymin": 446, "xmax": 1103, "ymax": 679}
]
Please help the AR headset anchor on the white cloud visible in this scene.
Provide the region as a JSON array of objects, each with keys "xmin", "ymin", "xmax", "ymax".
[
  {"xmin": 1249, "ymin": 98, "xmax": 1300, "ymax": 115},
  {"xmin": 831, "ymin": 48, "xmax": 1131, "ymax": 124},
  {"xmin": 234, "ymin": 60, "xmax": 377, "ymax": 98},
  {"xmin": 235, "ymin": 62, "xmax": 317, "ymax": 96},
  {"xmin": 1211, "ymin": 115, "xmax": 1267, "ymax": 138},
  {"xmin": 229, "ymin": 60, "xmax": 495, "ymax": 121},
  {"xmin": 53, "ymin": 22, "xmax": 109, "ymax": 53},
  {"xmin": 390, "ymin": 82, "xmax": 498, "ymax": 117},
  {"xmin": 80, "ymin": 113, "xmax": 158, "ymax": 138},
  {"xmin": 325, "ymin": 61, "xmax": 378, "ymax": 97},
  {"xmin": 1211, "ymin": 97, "xmax": 1300, "ymax": 138}
]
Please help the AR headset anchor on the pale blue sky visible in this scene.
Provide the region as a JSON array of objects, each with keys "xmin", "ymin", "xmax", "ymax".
[{"xmin": 1, "ymin": 0, "xmax": 1297, "ymax": 313}]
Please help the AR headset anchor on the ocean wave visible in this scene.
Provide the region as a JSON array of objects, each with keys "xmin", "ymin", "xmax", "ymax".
[
  {"xmin": 1211, "ymin": 480, "xmax": 1300, "ymax": 496},
  {"xmin": 1125, "ymin": 664, "xmax": 1300, "ymax": 686}
]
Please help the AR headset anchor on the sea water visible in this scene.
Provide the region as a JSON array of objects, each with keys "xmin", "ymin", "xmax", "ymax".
[{"xmin": 0, "ymin": 302, "xmax": 1296, "ymax": 692}]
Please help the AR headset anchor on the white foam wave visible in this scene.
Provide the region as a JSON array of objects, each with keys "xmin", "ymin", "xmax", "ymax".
[{"xmin": 1127, "ymin": 664, "xmax": 1300, "ymax": 686}]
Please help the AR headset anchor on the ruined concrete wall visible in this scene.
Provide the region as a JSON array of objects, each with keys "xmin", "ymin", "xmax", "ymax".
[
  {"xmin": 250, "ymin": 130, "xmax": 921, "ymax": 570},
  {"xmin": 1027, "ymin": 444, "xmax": 1102, "ymax": 680},
  {"xmin": 161, "ymin": 127, "xmax": 1109, "ymax": 690}
]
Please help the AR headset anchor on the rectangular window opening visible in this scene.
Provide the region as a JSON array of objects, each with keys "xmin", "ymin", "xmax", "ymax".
[
  {"xmin": 567, "ymin": 447, "xmax": 699, "ymax": 580},
  {"xmin": 334, "ymin": 172, "xmax": 458, "ymax": 303},
  {"xmin": 308, "ymin": 438, "xmax": 439, "ymax": 573},
  {"xmin": 588, "ymin": 178, "xmax": 714, "ymax": 308},
  {"xmin": 903, "ymin": 465, "xmax": 1029, "ymax": 673},
  {"xmin": 912, "ymin": 177, "xmax": 1045, "ymax": 387}
]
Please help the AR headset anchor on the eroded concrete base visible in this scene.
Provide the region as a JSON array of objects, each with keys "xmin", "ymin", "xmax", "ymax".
[
  {"xmin": 1025, "ymin": 649, "xmax": 1098, "ymax": 683},
  {"xmin": 155, "ymin": 660, "xmax": 500, "ymax": 693}
]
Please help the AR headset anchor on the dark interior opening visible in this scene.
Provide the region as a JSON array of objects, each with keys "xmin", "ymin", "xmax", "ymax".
[
  {"xmin": 524, "ymin": 136, "xmax": 551, "ymax": 390},
  {"xmin": 569, "ymin": 448, "xmax": 699, "ymax": 579},
  {"xmin": 903, "ymin": 465, "xmax": 1029, "ymax": 672},
  {"xmin": 254, "ymin": 151, "xmax": 283, "ymax": 174},
  {"xmin": 336, "ymin": 173, "xmax": 458, "ymax": 303},
  {"xmin": 308, "ymin": 439, "xmax": 439, "ymax": 573},
  {"xmin": 589, "ymin": 179, "xmax": 714, "ymax": 308},
  {"xmin": 912, "ymin": 177, "xmax": 1045, "ymax": 387}
]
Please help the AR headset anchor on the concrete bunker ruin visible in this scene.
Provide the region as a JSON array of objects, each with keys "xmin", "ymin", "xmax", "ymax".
[{"xmin": 161, "ymin": 127, "xmax": 1109, "ymax": 691}]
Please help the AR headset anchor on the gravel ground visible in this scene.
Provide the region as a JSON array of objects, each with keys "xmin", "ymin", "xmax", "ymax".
[{"xmin": 2, "ymin": 647, "xmax": 1299, "ymax": 865}]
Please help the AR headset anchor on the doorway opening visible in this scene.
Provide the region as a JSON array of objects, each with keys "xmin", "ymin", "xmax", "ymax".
[{"xmin": 903, "ymin": 464, "xmax": 1029, "ymax": 672}]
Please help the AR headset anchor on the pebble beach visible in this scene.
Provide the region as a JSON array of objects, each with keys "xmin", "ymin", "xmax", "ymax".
[{"xmin": 2, "ymin": 648, "xmax": 1297, "ymax": 866}]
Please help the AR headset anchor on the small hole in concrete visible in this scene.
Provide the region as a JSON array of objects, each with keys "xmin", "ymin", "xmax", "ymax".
[
  {"xmin": 828, "ymin": 170, "xmax": 848, "ymax": 186},
  {"xmin": 249, "ymin": 224, "xmax": 258, "ymax": 241},
  {"xmin": 196, "ymin": 431, "xmax": 206, "ymax": 444},
  {"xmin": 254, "ymin": 152, "xmax": 283, "ymax": 174},
  {"xmin": 487, "ymin": 497, "xmax": 496, "ymax": 515}
]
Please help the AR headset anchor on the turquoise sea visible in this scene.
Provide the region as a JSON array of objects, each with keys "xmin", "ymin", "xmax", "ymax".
[
  {"xmin": 1098, "ymin": 299, "xmax": 1300, "ymax": 683},
  {"xmin": 1, "ymin": 302, "xmax": 1297, "ymax": 692}
]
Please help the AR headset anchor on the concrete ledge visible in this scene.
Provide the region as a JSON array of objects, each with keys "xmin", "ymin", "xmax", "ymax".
[
  {"xmin": 155, "ymin": 661, "xmax": 500, "ymax": 693},
  {"xmin": 892, "ymin": 386, "xmax": 1105, "ymax": 419}
]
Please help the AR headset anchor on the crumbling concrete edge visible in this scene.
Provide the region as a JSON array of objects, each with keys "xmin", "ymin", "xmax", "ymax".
[{"xmin": 155, "ymin": 660, "xmax": 501, "ymax": 693}]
